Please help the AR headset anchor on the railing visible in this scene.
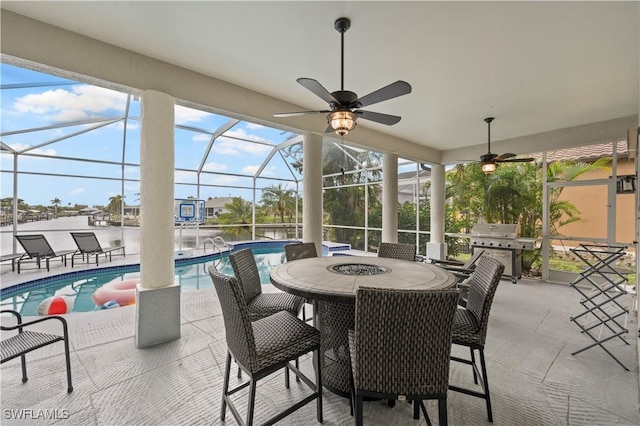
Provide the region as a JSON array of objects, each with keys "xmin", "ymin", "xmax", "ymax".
[{"xmin": 203, "ymin": 236, "xmax": 231, "ymax": 269}]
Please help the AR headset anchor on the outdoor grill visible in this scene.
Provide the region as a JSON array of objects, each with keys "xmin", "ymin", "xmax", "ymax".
[{"xmin": 469, "ymin": 223, "xmax": 537, "ymax": 283}]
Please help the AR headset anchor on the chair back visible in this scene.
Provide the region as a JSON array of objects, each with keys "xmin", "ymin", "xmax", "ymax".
[
  {"xmin": 284, "ymin": 242, "xmax": 318, "ymax": 261},
  {"xmin": 377, "ymin": 242, "xmax": 417, "ymax": 261},
  {"xmin": 207, "ymin": 266, "xmax": 258, "ymax": 371},
  {"xmin": 352, "ymin": 287, "xmax": 459, "ymax": 396},
  {"xmin": 70, "ymin": 232, "xmax": 102, "ymax": 253},
  {"xmin": 229, "ymin": 248, "xmax": 262, "ymax": 303},
  {"xmin": 15, "ymin": 234, "xmax": 55, "ymax": 258},
  {"xmin": 463, "ymin": 249, "xmax": 485, "ymax": 269},
  {"xmin": 465, "ymin": 256, "xmax": 505, "ymax": 343}
]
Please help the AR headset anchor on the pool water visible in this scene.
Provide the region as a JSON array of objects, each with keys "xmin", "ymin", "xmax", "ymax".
[{"xmin": 0, "ymin": 248, "xmax": 285, "ymax": 316}]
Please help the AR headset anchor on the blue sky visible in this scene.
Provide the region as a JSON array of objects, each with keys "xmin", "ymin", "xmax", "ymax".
[{"xmin": 1, "ymin": 64, "xmax": 303, "ymax": 208}]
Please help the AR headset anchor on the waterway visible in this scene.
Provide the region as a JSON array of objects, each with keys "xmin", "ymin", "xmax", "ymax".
[{"xmin": 1, "ymin": 216, "xmax": 292, "ymax": 255}]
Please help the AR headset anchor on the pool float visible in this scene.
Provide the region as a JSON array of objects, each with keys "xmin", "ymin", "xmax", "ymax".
[
  {"xmin": 37, "ymin": 296, "xmax": 74, "ymax": 316},
  {"xmin": 93, "ymin": 279, "xmax": 138, "ymax": 307}
]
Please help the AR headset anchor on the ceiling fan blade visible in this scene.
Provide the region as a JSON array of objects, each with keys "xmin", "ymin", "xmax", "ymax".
[
  {"xmin": 497, "ymin": 157, "xmax": 536, "ymax": 163},
  {"xmin": 274, "ymin": 110, "xmax": 329, "ymax": 118},
  {"xmin": 297, "ymin": 78, "xmax": 339, "ymax": 104},
  {"xmin": 355, "ymin": 110, "xmax": 401, "ymax": 126},
  {"xmin": 495, "ymin": 152, "xmax": 516, "ymax": 161},
  {"xmin": 355, "ymin": 81, "xmax": 412, "ymax": 108}
]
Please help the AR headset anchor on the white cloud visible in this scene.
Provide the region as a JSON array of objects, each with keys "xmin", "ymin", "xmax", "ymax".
[
  {"xmin": 8, "ymin": 143, "xmax": 57, "ymax": 156},
  {"xmin": 212, "ymin": 129, "xmax": 273, "ymax": 156},
  {"xmin": 200, "ymin": 175, "xmax": 239, "ymax": 186},
  {"xmin": 12, "ymin": 85, "xmax": 127, "ymax": 122},
  {"xmin": 202, "ymin": 162, "xmax": 228, "ymax": 172},
  {"xmin": 70, "ymin": 188, "xmax": 85, "ymax": 196},
  {"xmin": 241, "ymin": 165, "xmax": 277, "ymax": 176},
  {"xmin": 174, "ymin": 105, "xmax": 210, "ymax": 125},
  {"xmin": 242, "ymin": 165, "xmax": 260, "ymax": 174},
  {"xmin": 246, "ymin": 123, "xmax": 265, "ymax": 130},
  {"xmin": 193, "ymin": 134, "xmax": 211, "ymax": 142}
]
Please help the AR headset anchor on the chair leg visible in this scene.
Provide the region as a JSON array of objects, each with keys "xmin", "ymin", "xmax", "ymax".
[
  {"xmin": 355, "ymin": 393, "xmax": 364, "ymax": 426},
  {"xmin": 315, "ymin": 347, "xmax": 323, "ymax": 423},
  {"xmin": 221, "ymin": 352, "xmax": 232, "ymax": 421},
  {"xmin": 419, "ymin": 401, "xmax": 432, "ymax": 426},
  {"xmin": 413, "ymin": 400, "xmax": 419, "ymax": 419},
  {"xmin": 478, "ymin": 348, "xmax": 493, "ymax": 422},
  {"xmin": 247, "ymin": 377, "xmax": 257, "ymax": 426},
  {"xmin": 470, "ymin": 347, "xmax": 478, "ymax": 384},
  {"xmin": 284, "ymin": 364, "xmax": 290, "ymax": 388},
  {"xmin": 63, "ymin": 336, "xmax": 73, "ymax": 393},
  {"xmin": 439, "ymin": 398, "xmax": 448, "ymax": 426},
  {"xmin": 295, "ymin": 357, "xmax": 300, "ymax": 382},
  {"xmin": 20, "ymin": 354, "xmax": 27, "ymax": 383}
]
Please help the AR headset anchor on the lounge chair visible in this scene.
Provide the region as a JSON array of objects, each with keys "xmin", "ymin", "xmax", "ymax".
[
  {"xmin": 70, "ymin": 232, "xmax": 125, "ymax": 267},
  {"xmin": 14, "ymin": 234, "xmax": 75, "ymax": 273},
  {"xmin": 1, "ymin": 253, "xmax": 23, "ymax": 272}
]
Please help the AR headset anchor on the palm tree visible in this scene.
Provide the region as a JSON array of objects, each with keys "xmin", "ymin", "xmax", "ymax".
[
  {"xmin": 107, "ymin": 195, "xmax": 125, "ymax": 218},
  {"xmin": 50, "ymin": 197, "xmax": 61, "ymax": 218},
  {"xmin": 218, "ymin": 197, "xmax": 267, "ymax": 238},
  {"xmin": 261, "ymin": 184, "xmax": 295, "ymax": 223}
]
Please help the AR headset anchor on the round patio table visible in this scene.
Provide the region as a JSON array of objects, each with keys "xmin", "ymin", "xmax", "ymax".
[{"xmin": 270, "ymin": 255, "xmax": 457, "ymax": 396}]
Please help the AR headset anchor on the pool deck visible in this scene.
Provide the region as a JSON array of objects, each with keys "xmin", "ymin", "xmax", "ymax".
[{"xmin": 1, "ymin": 252, "xmax": 639, "ymax": 425}]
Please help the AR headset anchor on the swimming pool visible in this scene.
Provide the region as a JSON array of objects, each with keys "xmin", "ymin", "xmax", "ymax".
[{"xmin": 0, "ymin": 245, "xmax": 288, "ymax": 316}]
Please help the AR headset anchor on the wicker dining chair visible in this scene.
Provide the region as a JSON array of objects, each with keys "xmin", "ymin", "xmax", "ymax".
[
  {"xmin": 429, "ymin": 249, "xmax": 486, "ymax": 307},
  {"xmin": 348, "ymin": 287, "xmax": 459, "ymax": 426},
  {"xmin": 229, "ymin": 248, "xmax": 305, "ymax": 321},
  {"xmin": 284, "ymin": 242, "xmax": 318, "ymax": 323},
  {"xmin": 208, "ymin": 267, "xmax": 322, "ymax": 426},
  {"xmin": 448, "ymin": 255, "xmax": 504, "ymax": 423},
  {"xmin": 376, "ymin": 242, "xmax": 417, "ymax": 261},
  {"xmin": 284, "ymin": 242, "xmax": 318, "ymax": 262}
]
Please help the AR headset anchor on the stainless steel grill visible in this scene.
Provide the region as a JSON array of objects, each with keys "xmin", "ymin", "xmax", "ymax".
[{"xmin": 470, "ymin": 223, "xmax": 537, "ymax": 283}]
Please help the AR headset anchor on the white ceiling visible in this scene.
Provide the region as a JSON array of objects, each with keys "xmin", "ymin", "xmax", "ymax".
[{"xmin": 2, "ymin": 1, "xmax": 638, "ymax": 154}]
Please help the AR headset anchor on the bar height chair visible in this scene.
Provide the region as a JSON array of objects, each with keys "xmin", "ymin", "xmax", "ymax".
[
  {"xmin": 348, "ymin": 287, "xmax": 459, "ymax": 426},
  {"xmin": 448, "ymin": 256, "xmax": 505, "ymax": 423},
  {"xmin": 376, "ymin": 242, "xmax": 417, "ymax": 261},
  {"xmin": 208, "ymin": 267, "xmax": 322, "ymax": 426}
]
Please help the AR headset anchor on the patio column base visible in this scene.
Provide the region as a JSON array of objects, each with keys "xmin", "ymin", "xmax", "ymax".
[
  {"xmin": 427, "ymin": 242, "xmax": 447, "ymax": 261},
  {"xmin": 135, "ymin": 283, "xmax": 181, "ymax": 348}
]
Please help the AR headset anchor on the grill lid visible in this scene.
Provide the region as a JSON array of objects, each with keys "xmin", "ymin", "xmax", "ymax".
[{"xmin": 471, "ymin": 223, "xmax": 520, "ymax": 239}]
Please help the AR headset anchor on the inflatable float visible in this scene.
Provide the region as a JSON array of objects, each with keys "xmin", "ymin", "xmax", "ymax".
[
  {"xmin": 37, "ymin": 296, "xmax": 74, "ymax": 316},
  {"xmin": 93, "ymin": 279, "xmax": 138, "ymax": 307}
]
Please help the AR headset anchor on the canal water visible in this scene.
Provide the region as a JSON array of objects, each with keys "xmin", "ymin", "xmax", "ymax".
[{"xmin": 1, "ymin": 216, "xmax": 292, "ymax": 255}]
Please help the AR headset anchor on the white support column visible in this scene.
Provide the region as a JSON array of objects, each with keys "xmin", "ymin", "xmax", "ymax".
[
  {"xmin": 303, "ymin": 133, "xmax": 323, "ymax": 256},
  {"xmin": 382, "ymin": 152, "xmax": 398, "ymax": 243},
  {"xmin": 428, "ymin": 164, "xmax": 447, "ymax": 260},
  {"xmin": 136, "ymin": 90, "xmax": 180, "ymax": 348}
]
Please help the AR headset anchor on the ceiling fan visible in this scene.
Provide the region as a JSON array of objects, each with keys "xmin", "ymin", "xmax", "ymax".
[
  {"xmin": 274, "ymin": 17, "xmax": 412, "ymax": 137},
  {"xmin": 477, "ymin": 117, "xmax": 535, "ymax": 174}
]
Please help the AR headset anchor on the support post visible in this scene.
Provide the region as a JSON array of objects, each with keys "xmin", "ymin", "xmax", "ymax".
[
  {"xmin": 428, "ymin": 164, "xmax": 447, "ymax": 260},
  {"xmin": 382, "ymin": 152, "xmax": 398, "ymax": 243},
  {"xmin": 303, "ymin": 133, "xmax": 323, "ymax": 255},
  {"xmin": 136, "ymin": 90, "xmax": 180, "ymax": 348}
]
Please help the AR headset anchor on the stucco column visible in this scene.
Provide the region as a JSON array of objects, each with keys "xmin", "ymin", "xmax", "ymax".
[
  {"xmin": 136, "ymin": 89, "xmax": 180, "ymax": 348},
  {"xmin": 428, "ymin": 164, "xmax": 447, "ymax": 260},
  {"xmin": 382, "ymin": 152, "xmax": 398, "ymax": 243},
  {"xmin": 303, "ymin": 133, "xmax": 323, "ymax": 255}
]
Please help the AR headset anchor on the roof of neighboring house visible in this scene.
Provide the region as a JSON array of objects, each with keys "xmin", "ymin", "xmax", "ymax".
[{"xmin": 205, "ymin": 197, "xmax": 236, "ymax": 208}]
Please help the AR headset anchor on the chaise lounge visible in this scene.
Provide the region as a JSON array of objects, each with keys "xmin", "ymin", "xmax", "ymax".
[
  {"xmin": 70, "ymin": 232, "xmax": 125, "ymax": 267},
  {"xmin": 14, "ymin": 234, "xmax": 75, "ymax": 273}
]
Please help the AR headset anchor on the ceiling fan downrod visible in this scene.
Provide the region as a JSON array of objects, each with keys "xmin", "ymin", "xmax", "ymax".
[
  {"xmin": 485, "ymin": 116, "xmax": 494, "ymax": 153},
  {"xmin": 335, "ymin": 17, "xmax": 350, "ymax": 92}
]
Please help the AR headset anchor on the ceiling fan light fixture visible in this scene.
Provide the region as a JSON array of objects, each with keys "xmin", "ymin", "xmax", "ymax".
[
  {"xmin": 482, "ymin": 162, "xmax": 497, "ymax": 175},
  {"xmin": 328, "ymin": 110, "xmax": 357, "ymax": 136}
]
